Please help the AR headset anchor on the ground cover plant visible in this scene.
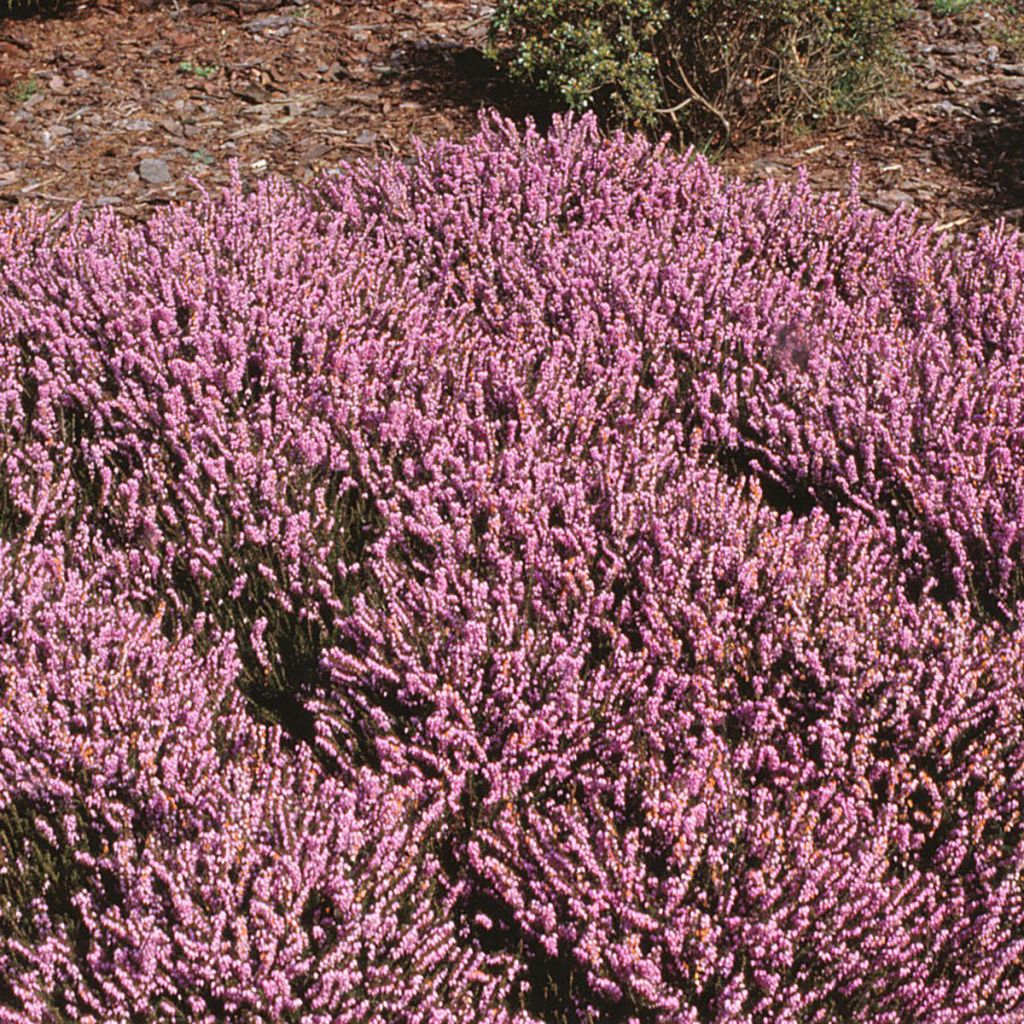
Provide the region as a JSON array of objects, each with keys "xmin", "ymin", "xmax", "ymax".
[{"xmin": 0, "ymin": 112, "xmax": 1023, "ymax": 1022}]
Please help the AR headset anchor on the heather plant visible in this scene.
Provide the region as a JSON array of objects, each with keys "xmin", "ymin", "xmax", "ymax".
[
  {"xmin": 1, "ymin": 112, "xmax": 1024, "ymax": 1021},
  {"xmin": 0, "ymin": 543, "xmax": 531, "ymax": 1023},
  {"xmin": 0, "ymin": 182, "xmax": 397, "ymax": 736},
  {"xmin": 488, "ymin": 0, "xmax": 907, "ymax": 144}
]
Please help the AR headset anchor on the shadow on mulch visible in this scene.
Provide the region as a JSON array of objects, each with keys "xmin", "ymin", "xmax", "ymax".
[
  {"xmin": 0, "ymin": 0, "xmax": 73, "ymax": 20},
  {"xmin": 942, "ymin": 95, "xmax": 1024, "ymax": 219},
  {"xmin": 399, "ymin": 41, "xmax": 564, "ymax": 131}
]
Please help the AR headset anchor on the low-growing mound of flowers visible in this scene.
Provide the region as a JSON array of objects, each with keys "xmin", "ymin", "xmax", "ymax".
[{"xmin": 0, "ymin": 113, "xmax": 1022, "ymax": 1023}]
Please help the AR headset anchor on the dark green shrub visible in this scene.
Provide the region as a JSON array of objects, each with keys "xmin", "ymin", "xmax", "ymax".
[{"xmin": 488, "ymin": 0, "xmax": 909, "ymax": 146}]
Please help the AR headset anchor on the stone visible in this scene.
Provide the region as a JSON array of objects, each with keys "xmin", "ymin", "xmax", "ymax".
[{"xmin": 138, "ymin": 158, "xmax": 171, "ymax": 185}]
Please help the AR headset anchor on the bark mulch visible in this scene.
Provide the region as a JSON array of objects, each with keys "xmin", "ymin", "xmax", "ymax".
[
  {"xmin": 0, "ymin": 0, "xmax": 502, "ymax": 221},
  {"xmin": 0, "ymin": 0, "xmax": 1022, "ymax": 233},
  {"xmin": 717, "ymin": 3, "xmax": 1024, "ymax": 235}
]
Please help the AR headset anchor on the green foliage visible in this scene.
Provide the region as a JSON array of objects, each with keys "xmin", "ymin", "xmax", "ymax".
[
  {"xmin": 178, "ymin": 59, "xmax": 219, "ymax": 79},
  {"xmin": 932, "ymin": 0, "xmax": 975, "ymax": 14},
  {"xmin": 489, "ymin": 0, "xmax": 910, "ymax": 146},
  {"xmin": 9, "ymin": 78, "xmax": 38, "ymax": 102},
  {"xmin": 490, "ymin": 0, "xmax": 670, "ymax": 128}
]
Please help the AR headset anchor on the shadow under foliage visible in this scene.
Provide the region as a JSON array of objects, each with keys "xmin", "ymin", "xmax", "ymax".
[{"xmin": 398, "ymin": 40, "xmax": 564, "ymax": 133}]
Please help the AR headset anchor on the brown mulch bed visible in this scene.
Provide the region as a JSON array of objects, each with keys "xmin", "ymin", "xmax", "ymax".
[
  {"xmin": 717, "ymin": 3, "xmax": 1024, "ymax": 234},
  {"xmin": 0, "ymin": 0, "xmax": 1022, "ymax": 233},
  {"xmin": 0, "ymin": 0, "xmax": 503, "ymax": 220}
]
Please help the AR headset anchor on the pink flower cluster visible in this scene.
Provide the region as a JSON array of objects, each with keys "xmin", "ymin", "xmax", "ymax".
[
  {"xmin": 0, "ymin": 112, "xmax": 1022, "ymax": 1022},
  {"xmin": 0, "ymin": 544, "xmax": 524, "ymax": 1023}
]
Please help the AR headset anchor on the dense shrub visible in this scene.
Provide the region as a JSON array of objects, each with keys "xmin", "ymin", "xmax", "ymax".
[
  {"xmin": 0, "ymin": 543, "xmax": 526, "ymax": 1023},
  {"xmin": 488, "ymin": 0, "xmax": 907, "ymax": 144},
  {"xmin": 1, "ymin": 113, "xmax": 1023, "ymax": 1021}
]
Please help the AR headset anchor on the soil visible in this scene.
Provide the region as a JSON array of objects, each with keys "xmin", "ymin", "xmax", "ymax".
[{"xmin": 0, "ymin": 0, "xmax": 1023, "ymax": 233}]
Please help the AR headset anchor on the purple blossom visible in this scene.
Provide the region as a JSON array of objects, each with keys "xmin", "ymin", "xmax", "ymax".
[{"xmin": 0, "ymin": 111, "xmax": 1022, "ymax": 1021}]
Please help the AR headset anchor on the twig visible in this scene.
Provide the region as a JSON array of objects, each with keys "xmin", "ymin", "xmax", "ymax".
[
  {"xmin": 19, "ymin": 176, "xmax": 62, "ymax": 194},
  {"xmin": 935, "ymin": 216, "xmax": 969, "ymax": 234},
  {"xmin": 664, "ymin": 40, "xmax": 731, "ymax": 144},
  {"xmin": 652, "ymin": 97, "xmax": 693, "ymax": 116},
  {"xmin": 24, "ymin": 193, "xmax": 75, "ymax": 203},
  {"xmin": 0, "ymin": 31, "xmax": 31, "ymax": 51}
]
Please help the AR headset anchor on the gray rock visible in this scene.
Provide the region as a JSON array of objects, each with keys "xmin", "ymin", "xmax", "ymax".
[
  {"xmin": 138, "ymin": 158, "xmax": 171, "ymax": 185},
  {"xmin": 870, "ymin": 190, "xmax": 916, "ymax": 215},
  {"xmin": 355, "ymin": 129, "xmax": 378, "ymax": 146},
  {"xmin": 931, "ymin": 100, "xmax": 972, "ymax": 117}
]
